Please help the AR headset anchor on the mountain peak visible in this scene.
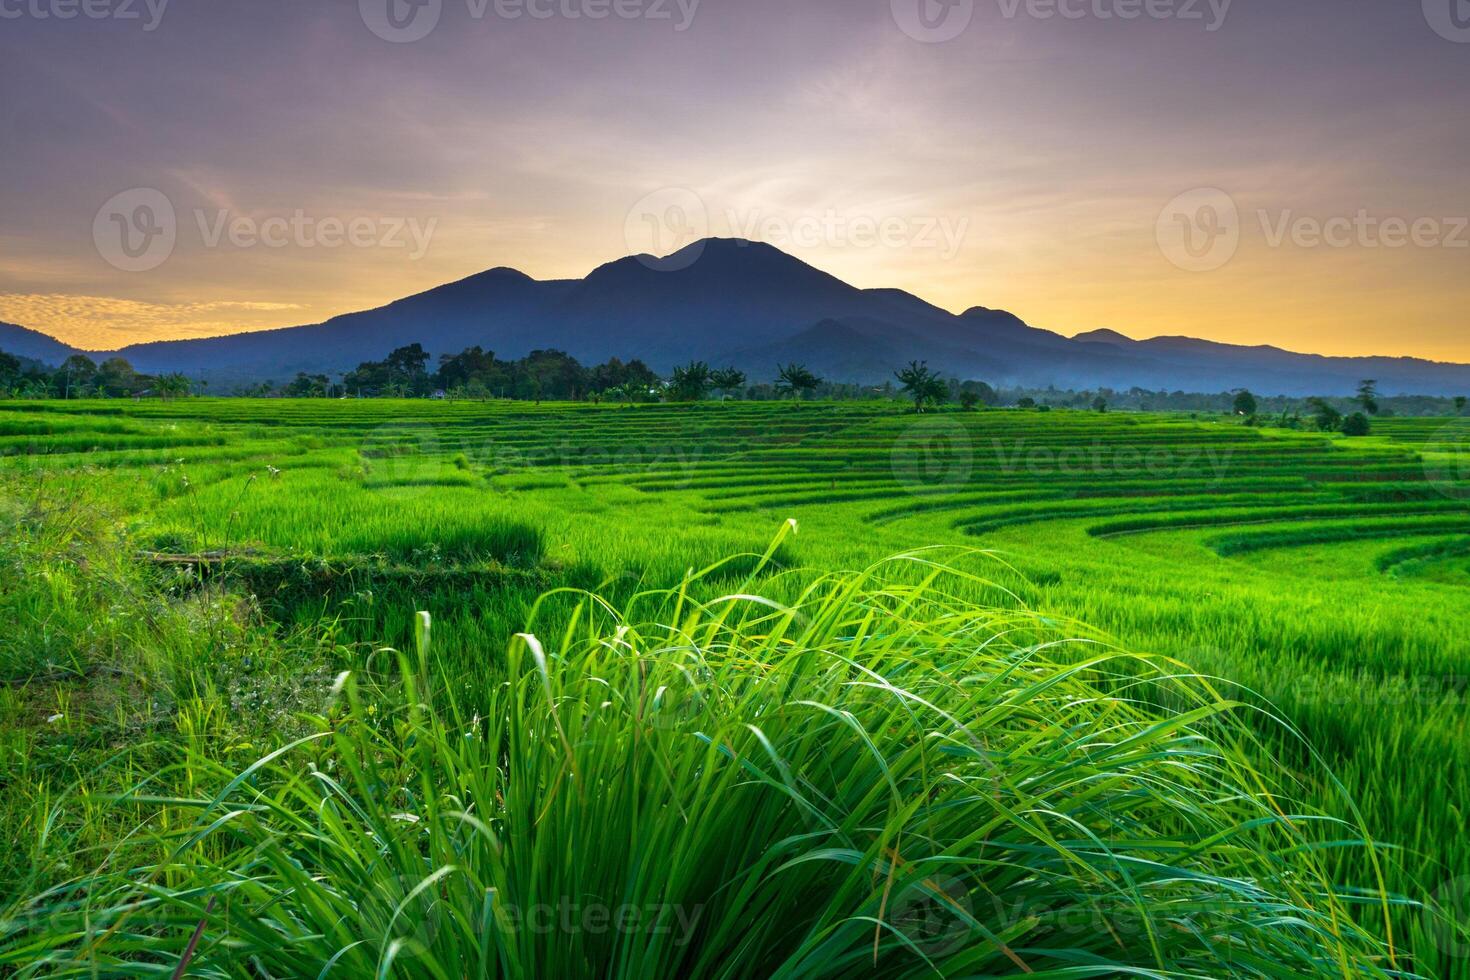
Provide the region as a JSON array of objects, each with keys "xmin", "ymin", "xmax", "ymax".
[
  {"xmin": 960, "ymin": 306, "xmax": 1030, "ymax": 331},
  {"xmin": 582, "ymin": 237, "xmax": 848, "ymax": 290},
  {"xmin": 962, "ymin": 305, "xmax": 1020, "ymax": 319},
  {"xmin": 668, "ymin": 237, "xmax": 801, "ymax": 266},
  {"xmin": 0, "ymin": 319, "xmax": 82, "ymax": 359},
  {"xmin": 1074, "ymin": 328, "xmax": 1135, "ymax": 346},
  {"xmin": 690, "ymin": 236, "xmax": 767, "ymax": 250}
]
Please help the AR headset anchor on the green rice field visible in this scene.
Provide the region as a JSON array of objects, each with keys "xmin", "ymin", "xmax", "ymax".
[{"xmin": 2, "ymin": 398, "xmax": 1468, "ymax": 976}]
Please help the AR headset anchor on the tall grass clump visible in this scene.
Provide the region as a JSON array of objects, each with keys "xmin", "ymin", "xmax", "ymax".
[{"xmin": 3, "ymin": 534, "xmax": 1404, "ymax": 977}]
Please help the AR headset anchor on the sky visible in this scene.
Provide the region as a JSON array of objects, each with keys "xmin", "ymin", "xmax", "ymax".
[{"xmin": 1, "ymin": 0, "xmax": 1467, "ymax": 359}]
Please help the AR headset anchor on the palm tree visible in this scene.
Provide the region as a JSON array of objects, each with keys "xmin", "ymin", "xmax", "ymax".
[
  {"xmin": 16, "ymin": 378, "xmax": 47, "ymax": 400},
  {"xmin": 710, "ymin": 368, "xmax": 747, "ymax": 401},
  {"xmin": 58, "ymin": 354, "xmax": 98, "ymax": 400},
  {"xmin": 1356, "ymin": 380, "xmax": 1379, "ymax": 416},
  {"xmin": 669, "ymin": 361, "xmax": 713, "ymax": 402},
  {"xmin": 1307, "ymin": 397, "xmax": 1342, "ymax": 432},
  {"xmin": 774, "ymin": 363, "xmax": 821, "ymax": 401},
  {"xmin": 894, "ymin": 361, "xmax": 947, "ymax": 413},
  {"xmin": 157, "ymin": 373, "xmax": 192, "ymax": 401}
]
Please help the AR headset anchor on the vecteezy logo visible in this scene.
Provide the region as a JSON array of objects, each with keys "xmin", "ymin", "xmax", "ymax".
[
  {"xmin": 889, "ymin": 873, "xmax": 975, "ymax": 957},
  {"xmin": 1156, "ymin": 187, "xmax": 1240, "ymax": 273},
  {"xmin": 891, "ymin": 417, "xmax": 973, "ymax": 493},
  {"xmin": 359, "ymin": 873, "xmax": 446, "ymax": 957},
  {"xmin": 1424, "ymin": 0, "xmax": 1470, "ymax": 41},
  {"xmin": 624, "ymin": 187, "xmax": 709, "ymax": 271},
  {"xmin": 1428, "ymin": 875, "xmax": 1470, "ymax": 960},
  {"xmin": 891, "ymin": 0, "xmax": 974, "ymax": 42},
  {"xmin": 1423, "ymin": 419, "xmax": 1470, "ymax": 502},
  {"xmin": 362, "ymin": 422, "xmax": 448, "ymax": 488},
  {"xmin": 93, "ymin": 188, "xmax": 177, "ymax": 273},
  {"xmin": 360, "ymin": 0, "xmax": 442, "ymax": 43}
]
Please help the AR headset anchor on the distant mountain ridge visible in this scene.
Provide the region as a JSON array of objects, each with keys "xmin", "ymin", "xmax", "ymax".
[
  {"xmin": 4, "ymin": 238, "xmax": 1469, "ymax": 396},
  {"xmin": 0, "ymin": 320, "xmax": 80, "ymax": 366}
]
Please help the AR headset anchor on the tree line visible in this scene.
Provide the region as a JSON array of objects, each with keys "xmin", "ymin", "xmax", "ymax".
[
  {"xmin": 4, "ymin": 344, "xmax": 1468, "ymax": 422},
  {"xmin": 1230, "ymin": 380, "xmax": 1407, "ymax": 436},
  {"xmin": 0, "ymin": 351, "xmax": 198, "ymax": 400},
  {"xmin": 283, "ymin": 346, "xmax": 999, "ymax": 407}
]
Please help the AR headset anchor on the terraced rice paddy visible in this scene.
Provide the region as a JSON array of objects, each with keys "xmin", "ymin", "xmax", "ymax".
[{"xmin": 2, "ymin": 398, "xmax": 1469, "ymax": 976}]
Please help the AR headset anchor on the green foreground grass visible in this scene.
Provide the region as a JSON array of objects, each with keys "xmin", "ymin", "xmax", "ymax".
[{"xmin": 1, "ymin": 399, "xmax": 1468, "ymax": 976}]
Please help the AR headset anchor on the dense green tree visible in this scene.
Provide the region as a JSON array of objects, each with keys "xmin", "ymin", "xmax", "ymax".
[
  {"xmin": 0, "ymin": 351, "xmax": 21, "ymax": 392},
  {"xmin": 96, "ymin": 357, "xmax": 144, "ymax": 398},
  {"xmin": 55, "ymin": 355, "xmax": 99, "ymax": 399},
  {"xmin": 589, "ymin": 357, "xmax": 658, "ymax": 396},
  {"xmin": 517, "ymin": 350, "xmax": 584, "ymax": 402},
  {"xmin": 14, "ymin": 377, "xmax": 49, "ymax": 399},
  {"xmin": 156, "ymin": 373, "xmax": 193, "ymax": 401},
  {"xmin": 1016, "ymin": 396, "xmax": 1037, "ymax": 409},
  {"xmin": 1356, "ymin": 380, "xmax": 1379, "ymax": 416},
  {"xmin": 345, "ymin": 344, "xmax": 431, "ymax": 396},
  {"xmin": 1232, "ymin": 389, "xmax": 1258, "ymax": 417},
  {"xmin": 710, "ymin": 368, "xmax": 747, "ymax": 401},
  {"xmin": 894, "ymin": 361, "xmax": 947, "ymax": 413},
  {"xmin": 774, "ymin": 363, "xmax": 821, "ymax": 401},
  {"xmin": 387, "ymin": 344, "xmax": 432, "ymax": 395},
  {"xmin": 1341, "ymin": 412, "xmax": 1372, "ymax": 437},
  {"xmin": 435, "ymin": 347, "xmax": 500, "ymax": 392},
  {"xmin": 1455, "ymin": 396, "xmax": 1467, "ymax": 415},
  {"xmin": 344, "ymin": 346, "xmax": 670, "ymax": 402},
  {"xmin": 1275, "ymin": 410, "xmax": 1302, "ymax": 430},
  {"xmin": 1307, "ymin": 398, "xmax": 1343, "ymax": 432},
  {"xmin": 284, "ymin": 372, "xmax": 331, "ymax": 397},
  {"xmin": 958, "ymin": 380, "xmax": 998, "ymax": 407},
  {"xmin": 668, "ymin": 361, "xmax": 713, "ymax": 402},
  {"xmin": 1092, "ymin": 396, "xmax": 1108, "ymax": 413}
]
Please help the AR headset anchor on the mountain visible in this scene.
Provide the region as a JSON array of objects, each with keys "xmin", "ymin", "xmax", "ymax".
[
  {"xmin": 6, "ymin": 238, "xmax": 1470, "ymax": 397},
  {"xmin": 727, "ymin": 317, "xmax": 1008, "ymax": 383},
  {"xmin": 0, "ymin": 321, "xmax": 78, "ymax": 366},
  {"xmin": 109, "ymin": 265, "xmax": 571, "ymax": 383},
  {"xmin": 1070, "ymin": 328, "xmax": 1470, "ymax": 397}
]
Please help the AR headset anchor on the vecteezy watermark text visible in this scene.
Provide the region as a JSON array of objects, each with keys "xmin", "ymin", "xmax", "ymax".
[
  {"xmin": 726, "ymin": 210, "xmax": 970, "ymax": 260},
  {"xmin": 1294, "ymin": 673, "xmax": 1470, "ymax": 709},
  {"xmin": 195, "ymin": 210, "xmax": 437, "ymax": 260},
  {"xmin": 996, "ymin": 0, "xmax": 1231, "ymax": 30},
  {"xmin": 363, "ymin": 423, "xmax": 707, "ymax": 489},
  {"xmin": 0, "ymin": 0, "xmax": 168, "ymax": 30},
  {"xmin": 1258, "ymin": 210, "xmax": 1470, "ymax": 250},
  {"xmin": 491, "ymin": 899, "xmax": 704, "ymax": 943},
  {"xmin": 359, "ymin": 0, "xmax": 699, "ymax": 43},
  {"xmin": 1423, "ymin": 0, "xmax": 1470, "ymax": 43},
  {"xmin": 991, "ymin": 438, "xmax": 1235, "ymax": 480},
  {"xmin": 93, "ymin": 188, "xmax": 438, "ymax": 272},
  {"xmin": 1158, "ymin": 187, "xmax": 1469, "ymax": 272},
  {"xmin": 623, "ymin": 187, "xmax": 972, "ymax": 272},
  {"xmin": 890, "ymin": 0, "xmax": 1231, "ymax": 43}
]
